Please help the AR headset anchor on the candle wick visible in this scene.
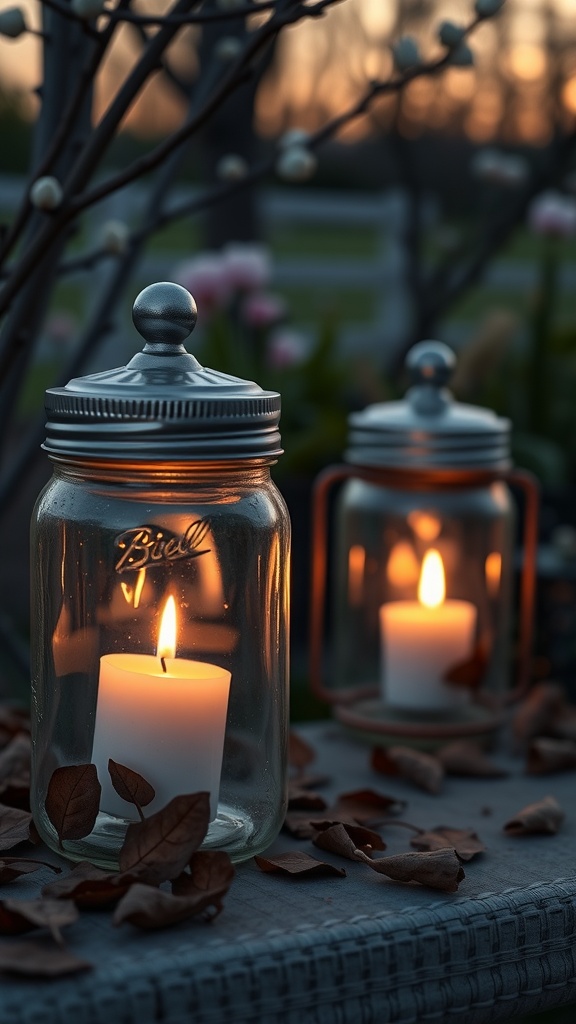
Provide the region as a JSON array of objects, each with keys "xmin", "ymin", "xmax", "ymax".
[{"xmin": 160, "ymin": 656, "xmax": 167, "ymax": 674}]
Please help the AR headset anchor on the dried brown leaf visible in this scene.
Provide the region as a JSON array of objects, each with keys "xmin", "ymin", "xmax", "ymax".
[
  {"xmin": 119, "ymin": 792, "xmax": 210, "ymax": 884},
  {"xmin": 512, "ymin": 682, "xmax": 565, "ymax": 746},
  {"xmin": 410, "ymin": 827, "xmax": 486, "ymax": 861},
  {"xmin": 0, "ymin": 939, "xmax": 91, "ymax": 977},
  {"xmin": 526, "ymin": 738, "xmax": 576, "ymax": 775},
  {"xmin": 287, "ymin": 787, "xmax": 328, "ymax": 812},
  {"xmin": 355, "ymin": 848, "xmax": 465, "ymax": 892},
  {"xmin": 550, "ymin": 705, "xmax": 576, "ymax": 742},
  {"xmin": 0, "ymin": 898, "xmax": 78, "ymax": 942},
  {"xmin": 504, "ymin": 795, "xmax": 565, "ymax": 836},
  {"xmin": 0, "ymin": 805, "xmax": 34, "ymax": 851},
  {"xmin": 45, "ymin": 764, "xmax": 101, "ymax": 845},
  {"xmin": 0, "ymin": 777, "xmax": 31, "ymax": 811},
  {"xmin": 254, "ymin": 851, "xmax": 346, "ymax": 877},
  {"xmin": 42, "ymin": 861, "xmax": 144, "ymax": 908},
  {"xmin": 437, "ymin": 741, "xmax": 508, "ymax": 778},
  {"xmin": 288, "ymin": 731, "xmax": 316, "ymax": 771},
  {"xmin": 371, "ymin": 747, "xmax": 444, "ymax": 794},
  {"xmin": 113, "ymin": 884, "xmax": 198, "ymax": 930},
  {"xmin": 171, "ymin": 850, "xmax": 235, "ymax": 916},
  {"xmin": 282, "ymin": 813, "xmax": 321, "ymax": 840},
  {"xmin": 0, "ymin": 859, "xmax": 60, "ymax": 884},
  {"xmin": 0, "ymin": 708, "xmax": 30, "ymax": 746},
  {"xmin": 291, "ymin": 772, "xmax": 331, "ymax": 790},
  {"xmin": 332, "ymin": 788, "xmax": 406, "ymax": 824},
  {"xmin": 108, "ymin": 760, "xmax": 155, "ymax": 821},
  {"xmin": 0, "ymin": 735, "xmax": 30, "ymax": 783},
  {"xmin": 313, "ymin": 822, "xmax": 385, "ymax": 861}
]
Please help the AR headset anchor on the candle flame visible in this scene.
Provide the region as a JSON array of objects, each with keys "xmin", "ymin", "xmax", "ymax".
[
  {"xmin": 418, "ymin": 549, "xmax": 445, "ymax": 609},
  {"xmin": 157, "ymin": 596, "xmax": 177, "ymax": 660}
]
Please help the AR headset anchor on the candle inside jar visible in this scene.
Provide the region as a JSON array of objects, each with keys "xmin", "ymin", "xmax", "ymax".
[
  {"xmin": 380, "ymin": 549, "xmax": 477, "ymax": 712},
  {"xmin": 91, "ymin": 596, "xmax": 231, "ymax": 820}
]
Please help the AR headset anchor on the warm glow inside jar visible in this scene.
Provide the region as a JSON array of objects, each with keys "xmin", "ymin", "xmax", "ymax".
[
  {"xmin": 30, "ymin": 283, "xmax": 290, "ymax": 867},
  {"xmin": 310, "ymin": 341, "xmax": 538, "ymax": 746}
]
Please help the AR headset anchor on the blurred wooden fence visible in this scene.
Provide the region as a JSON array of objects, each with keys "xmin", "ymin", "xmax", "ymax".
[{"xmin": 2, "ymin": 174, "xmax": 576, "ymax": 368}]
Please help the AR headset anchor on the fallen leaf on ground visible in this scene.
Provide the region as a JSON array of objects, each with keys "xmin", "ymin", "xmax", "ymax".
[
  {"xmin": 291, "ymin": 772, "xmax": 331, "ymax": 790},
  {"xmin": 512, "ymin": 683, "xmax": 565, "ymax": 746},
  {"xmin": 526, "ymin": 738, "xmax": 576, "ymax": 775},
  {"xmin": 0, "ymin": 858, "xmax": 60, "ymax": 884},
  {"xmin": 331, "ymin": 788, "xmax": 406, "ymax": 823},
  {"xmin": 254, "ymin": 851, "xmax": 346, "ymax": 878},
  {"xmin": 371, "ymin": 747, "xmax": 444, "ymax": 794},
  {"xmin": 0, "ymin": 898, "xmax": 78, "ymax": 942},
  {"xmin": 355, "ymin": 848, "xmax": 465, "ymax": 892},
  {"xmin": 504, "ymin": 795, "xmax": 564, "ymax": 836},
  {"xmin": 437, "ymin": 741, "xmax": 508, "ymax": 778},
  {"xmin": 0, "ymin": 939, "xmax": 91, "ymax": 976},
  {"xmin": 0, "ymin": 735, "xmax": 30, "ymax": 783},
  {"xmin": 42, "ymin": 861, "xmax": 144, "ymax": 908},
  {"xmin": 288, "ymin": 732, "xmax": 316, "ymax": 773},
  {"xmin": 108, "ymin": 760, "xmax": 155, "ymax": 821},
  {"xmin": 0, "ymin": 805, "xmax": 34, "ymax": 851},
  {"xmin": 551, "ymin": 705, "xmax": 576, "ymax": 743},
  {"xmin": 114, "ymin": 853, "xmax": 235, "ymax": 929},
  {"xmin": 409, "ymin": 826, "xmax": 486, "ymax": 861},
  {"xmin": 45, "ymin": 764, "xmax": 101, "ymax": 846},
  {"xmin": 287, "ymin": 787, "xmax": 328, "ymax": 812},
  {"xmin": 171, "ymin": 850, "xmax": 234, "ymax": 916},
  {"xmin": 119, "ymin": 792, "xmax": 210, "ymax": 884},
  {"xmin": 0, "ymin": 708, "xmax": 30, "ymax": 750},
  {"xmin": 313, "ymin": 822, "xmax": 385, "ymax": 860},
  {"xmin": 0, "ymin": 777, "xmax": 31, "ymax": 811}
]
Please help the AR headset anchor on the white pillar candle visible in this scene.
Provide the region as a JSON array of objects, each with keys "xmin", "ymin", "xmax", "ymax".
[
  {"xmin": 91, "ymin": 597, "xmax": 231, "ymax": 820},
  {"xmin": 380, "ymin": 549, "xmax": 477, "ymax": 711}
]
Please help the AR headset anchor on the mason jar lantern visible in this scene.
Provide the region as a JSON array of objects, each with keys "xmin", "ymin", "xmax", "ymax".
[
  {"xmin": 310, "ymin": 341, "xmax": 538, "ymax": 745},
  {"xmin": 30, "ymin": 282, "xmax": 290, "ymax": 867}
]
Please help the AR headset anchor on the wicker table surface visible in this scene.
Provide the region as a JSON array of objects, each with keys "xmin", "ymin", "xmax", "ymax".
[{"xmin": 2, "ymin": 721, "xmax": 576, "ymax": 1024}]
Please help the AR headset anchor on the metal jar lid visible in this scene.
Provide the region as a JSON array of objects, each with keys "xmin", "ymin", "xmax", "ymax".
[
  {"xmin": 43, "ymin": 282, "xmax": 282, "ymax": 461},
  {"xmin": 346, "ymin": 341, "xmax": 511, "ymax": 471}
]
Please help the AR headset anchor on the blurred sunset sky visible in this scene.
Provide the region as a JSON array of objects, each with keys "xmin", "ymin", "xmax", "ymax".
[{"xmin": 0, "ymin": 0, "xmax": 575, "ymax": 143}]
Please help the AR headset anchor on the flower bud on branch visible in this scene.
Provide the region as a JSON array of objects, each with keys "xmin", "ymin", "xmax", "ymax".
[
  {"xmin": 216, "ymin": 155, "xmax": 249, "ymax": 181},
  {"xmin": 71, "ymin": 0, "xmax": 106, "ymax": 18},
  {"xmin": 0, "ymin": 7, "xmax": 27, "ymax": 38},
  {"xmin": 276, "ymin": 145, "xmax": 317, "ymax": 182},
  {"xmin": 30, "ymin": 177, "xmax": 63, "ymax": 211},
  {"xmin": 449, "ymin": 43, "xmax": 474, "ymax": 67},
  {"xmin": 392, "ymin": 36, "xmax": 421, "ymax": 73},
  {"xmin": 475, "ymin": 0, "xmax": 506, "ymax": 18},
  {"xmin": 438, "ymin": 21, "xmax": 465, "ymax": 48}
]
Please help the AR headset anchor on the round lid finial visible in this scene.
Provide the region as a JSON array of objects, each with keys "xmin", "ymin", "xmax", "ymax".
[
  {"xmin": 406, "ymin": 340, "xmax": 456, "ymax": 387},
  {"xmin": 132, "ymin": 282, "xmax": 198, "ymax": 347}
]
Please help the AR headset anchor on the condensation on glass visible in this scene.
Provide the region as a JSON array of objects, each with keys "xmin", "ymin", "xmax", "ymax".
[{"xmin": 31, "ymin": 283, "xmax": 290, "ymax": 868}]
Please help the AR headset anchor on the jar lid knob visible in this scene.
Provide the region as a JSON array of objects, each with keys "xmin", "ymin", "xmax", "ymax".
[
  {"xmin": 132, "ymin": 281, "xmax": 198, "ymax": 350},
  {"xmin": 406, "ymin": 340, "xmax": 456, "ymax": 387}
]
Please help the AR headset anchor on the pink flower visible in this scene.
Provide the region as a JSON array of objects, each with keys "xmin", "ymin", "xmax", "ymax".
[
  {"xmin": 266, "ymin": 328, "xmax": 308, "ymax": 369},
  {"xmin": 241, "ymin": 292, "xmax": 286, "ymax": 329},
  {"xmin": 528, "ymin": 191, "xmax": 576, "ymax": 238},
  {"xmin": 222, "ymin": 243, "xmax": 271, "ymax": 292},
  {"xmin": 173, "ymin": 254, "xmax": 232, "ymax": 315}
]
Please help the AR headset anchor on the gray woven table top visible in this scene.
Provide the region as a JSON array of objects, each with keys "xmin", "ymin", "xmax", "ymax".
[{"xmin": 2, "ymin": 721, "xmax": 576, "ymax": 1024}]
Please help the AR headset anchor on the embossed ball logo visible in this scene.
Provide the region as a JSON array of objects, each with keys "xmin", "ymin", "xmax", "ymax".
[{"xmin": 114, "ymin": 519, "xmax": 211, "ymax": 574}]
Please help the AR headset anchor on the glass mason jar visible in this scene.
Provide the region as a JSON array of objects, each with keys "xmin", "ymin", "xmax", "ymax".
[
  {"xmin": 310, "ymin": 342, "xmax": 538, "ymax": 746},
  {"xmin": 30, "ymin": 283, "xmax": 290, "ymax": 867}
]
